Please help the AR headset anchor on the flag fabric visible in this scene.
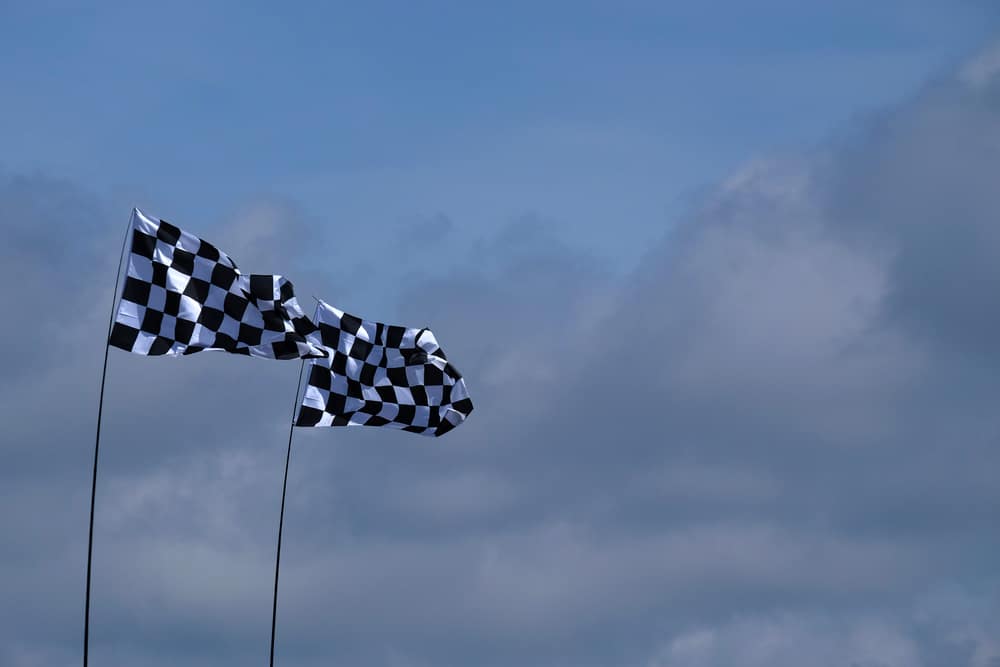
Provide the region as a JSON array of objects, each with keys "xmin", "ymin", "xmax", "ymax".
[
  {"xmin": 295, "ymin": 301, "xmax": 473, "ymax": 436},
  {"xmin": 109, "ymin": 208, "xmax": 326, "ymax": 360}
]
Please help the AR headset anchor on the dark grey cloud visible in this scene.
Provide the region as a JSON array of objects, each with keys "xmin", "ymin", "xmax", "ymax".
[{"xmin": 4, "ymin": 45, "xmax": 1000, "ymax": 667}]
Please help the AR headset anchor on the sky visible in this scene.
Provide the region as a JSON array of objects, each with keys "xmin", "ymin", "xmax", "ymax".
[{"xmin": 2, "ymin": 2, "xmax": 1000, "ymax": 666}]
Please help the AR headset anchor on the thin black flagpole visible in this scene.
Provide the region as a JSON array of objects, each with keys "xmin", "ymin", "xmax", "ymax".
[
  {"xmin": 84, "ymin": 208, "xmax": 134, "ymax": 667},
  {"xmin": 270, "ymin": 358, "xmax": 307, "ymax": 667}
]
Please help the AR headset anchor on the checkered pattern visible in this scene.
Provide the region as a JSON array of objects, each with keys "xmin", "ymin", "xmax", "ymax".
[
  {"xmin": 295, "ymin": 301, "xmax": 473, "ymax": 437},
  {"xmin": 109, "ymin": 208, "xmax": 326, "ymax": 360}
]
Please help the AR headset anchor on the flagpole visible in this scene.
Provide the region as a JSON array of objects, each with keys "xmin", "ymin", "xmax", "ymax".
[
  {"xmin": 84, "ymin": 208, "xmax": 134, "ymax": 667},
  {"xmin": 270, "ymin": 358, "xmax": 307, "ymax": 667}
]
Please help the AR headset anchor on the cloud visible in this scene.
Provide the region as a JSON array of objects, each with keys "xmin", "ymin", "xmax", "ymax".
[
  {"xmin": 647, "ymin": 614, "xmax": 922, "ymax": 667},
  {"xmin": 3, "ymin": 41, "xmax": 1000, "ymax": 667},
  {"xmin": 647, "ymin": 586, "xmax": 1000, "ymax": 667}
]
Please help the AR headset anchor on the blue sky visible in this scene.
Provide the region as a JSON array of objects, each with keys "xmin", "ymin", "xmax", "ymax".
[
  {"xmin": 3, "ymin": 3, "xmax": 1000, "ymax": 666},
  {"xmin": 3, "ymin": 1, "xmax": 995, "ymax": 280}
]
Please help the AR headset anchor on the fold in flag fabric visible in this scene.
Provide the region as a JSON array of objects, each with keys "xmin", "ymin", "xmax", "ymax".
[
  {"xmin": 296, "ymin": 301, "xmax": 473, "ymax": 436},
  {"xmin": 109, "ymin": 208, "xmax": 326, "ymax": 360}
]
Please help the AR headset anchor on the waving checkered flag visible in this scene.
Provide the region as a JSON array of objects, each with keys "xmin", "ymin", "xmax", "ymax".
[
  {"xmin": 295, "ymin": 301, "xmax": 473, "ymax": 436},
  {"xmin": 109, "ymin": 209, "xmax": 326, "ymax": 360}
]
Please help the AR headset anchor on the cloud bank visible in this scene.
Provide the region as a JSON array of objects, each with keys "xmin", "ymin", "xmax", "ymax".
[{"xmin": 2, "ymin": 45, "xmax": 1000, "ymax": 667}]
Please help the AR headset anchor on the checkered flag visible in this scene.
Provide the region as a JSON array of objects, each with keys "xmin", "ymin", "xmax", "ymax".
[
  {"xmin": 109, "ymin": 208, "xmax": 326, "ymax": 360},
  {"xmin": 295, "ymin": 301, "xmax": 473, "ymax": 437}
]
